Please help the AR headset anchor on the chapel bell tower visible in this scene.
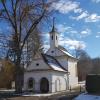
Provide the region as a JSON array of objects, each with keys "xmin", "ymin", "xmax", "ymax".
[{"xmin": 50, "ymin": 18, "xmax": 59, "ymax": 49}]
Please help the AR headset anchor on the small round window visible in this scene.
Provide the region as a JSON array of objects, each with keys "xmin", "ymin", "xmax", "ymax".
[
  {"xmin": 51, "ymin": 51, "xmax": 54, "ymax": 53},
  {"xmin": 36, "ymin": 63, "xmax": 39, "ymax": 66}
]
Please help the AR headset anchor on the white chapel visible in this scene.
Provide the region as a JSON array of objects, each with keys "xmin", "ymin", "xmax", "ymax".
[{"xmin": 23, "ymin": 21, "xmax": 78, "ymax": 93}]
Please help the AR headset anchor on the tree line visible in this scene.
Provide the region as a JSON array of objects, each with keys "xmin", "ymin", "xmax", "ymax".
[{"xmin": 77, "ymin": 49, "xmax": 100, "ymax": 81}]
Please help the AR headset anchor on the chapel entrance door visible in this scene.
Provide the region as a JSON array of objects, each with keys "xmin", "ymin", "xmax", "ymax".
[{"xmin": 40, "ymin": 77, "xmax": 49, "ymax": 93}]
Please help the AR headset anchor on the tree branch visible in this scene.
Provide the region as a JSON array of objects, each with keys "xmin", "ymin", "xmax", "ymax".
[
  {"xmin": 1, "ymin": 0, "xmax": 15, "ymax": 29},
  {"xmin": 21, "ymin": 10, "xmax": 45, "ymax": 51}
]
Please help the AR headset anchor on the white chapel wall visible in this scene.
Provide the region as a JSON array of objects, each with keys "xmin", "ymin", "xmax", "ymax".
[
  {"xmin": 51, "ymin": 71, "xmax": 68, "ymax": 92},
  {"xmin": 68, "ymin": 59, "xmax": 78, "ymax": 88},
  {"xmin": 27, "ymin": 59, "xmax": 51, "ymax": 70},
  {"xmin": 24, "ymin": 71, "xmax": 52, "ymax": 92}
]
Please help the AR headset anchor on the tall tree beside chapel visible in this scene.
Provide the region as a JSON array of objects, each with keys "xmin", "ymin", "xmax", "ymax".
[{"xmin": 0, "ymin": 0, "xmax": 55, "ymax": 92}]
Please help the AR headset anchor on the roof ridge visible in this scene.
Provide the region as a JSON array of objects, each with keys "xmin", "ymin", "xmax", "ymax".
[
  {"xmin": 41, "ymin": 53, "xmax": 55, "ymax": 70},
  {"xmin": 58, "ymin": 45, "xmax": 68, "ymax": 52},
  {"xmin": 57, "ymin": 47, "xmax": 76, "ymax": 59},
  {"xmin": 42, "ymin": 54, "xmax": 68, "ymax": 72},
  {"xmin": 52, "ymin": 56, "xmax": 68, "ymax": 71}
]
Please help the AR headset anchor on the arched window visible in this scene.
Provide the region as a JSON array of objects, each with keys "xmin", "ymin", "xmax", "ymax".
[
  {"xmin": 40, "ymin": 77, "xmax": 49, "ymax": 93},
  {"xmin": 56, "ymin": 36, "xmax": 57, "ymax": 40},
  {"xmin": 28, "ymin": 77, "xmax": 34, "ymax": 89},
  {"xmin": 51, "ymin": 35, "xmax": 53, "ymax": 40}
]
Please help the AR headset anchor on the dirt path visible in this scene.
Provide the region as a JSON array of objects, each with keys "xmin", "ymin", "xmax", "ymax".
[{"xmin": 0, "ymin": 91, "xmax": 81, "ymax": 100}]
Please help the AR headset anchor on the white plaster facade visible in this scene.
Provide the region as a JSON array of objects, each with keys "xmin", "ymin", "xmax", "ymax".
[
  {"xmin": 23, "ymin": 25, "xmax": 78, "ymax": 93},
  {"xmin": 24, "ymin": 70, "xmax": 69, "ymax": 93}
]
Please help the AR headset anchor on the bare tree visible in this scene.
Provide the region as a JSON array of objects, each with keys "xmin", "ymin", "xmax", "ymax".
[
  {"xmin": 77, "ymin": 50, "xmax": 93, "ymax": 81},
  {"xmin": 21, "ymin": 28, "xmax": 43, "ymax": 67},
  {"xmin": 74, "ymin": 43, "xmax": 85, "ymax": 59},
  {"xmin": 0, "ymin": 0, "xmax": 54, "ymax": 93}
]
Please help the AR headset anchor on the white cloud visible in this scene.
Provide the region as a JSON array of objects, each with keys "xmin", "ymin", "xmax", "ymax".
[
  {"xmin": 96, "ymin": 35, "xmax": 100, "ymax": 38},
  {"xmin": 71, "ymin": 11, "xmax": 89, "ymax": 20},
  {"xmin": 80, "ymin": 28, "xmax": 91, "ymax": 37},
  {"xmin": 59, "ymin": 36, "xmax": 86, "ymax": 50},
  {"xmin": 57, "ymin": 24, "xmax": 78, "ymax": 34},
  {"xmin": 56, "ymin": 24, "xmax": 91, "ymax": 39},
  {"xmin": 96, "ymin": 32, "xmax": 100, "ymax": 38},
  {"xmin": 71, "ymin": 11, "xmax": 100, "ymax": 22},
  {"xmin": 50, "ymin": 0, "xmax": 81, "ymax": 14},
  {"xmin": 81, "ymin": 31, "xmax": 88, "ymax": 35},
  {"xmin": 85, "ymin": 13, "xmax": 100, "ymax": 22},
  {"xmin": 74, "ymin": 8, "xmax": 83, "ymax": 13},
  {"xmin": 70, "ymin": 30, "xmax": 78, "ymax": 34},
  {"xmin": 56, "ymin": 24, "xmax": 72, "ymax": 33},
  {"xmin": 92, "ymin": 0, "xmax": 100, "ymax": 3}
]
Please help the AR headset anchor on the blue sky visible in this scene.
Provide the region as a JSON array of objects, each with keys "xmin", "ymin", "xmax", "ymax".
[
  {"xmin": 42, "ymin": 0, "xmax": 100, "ymax": 58},
  {"xmin": 0, "ymin": 0, "xmax": 100, "ymax": 58}
]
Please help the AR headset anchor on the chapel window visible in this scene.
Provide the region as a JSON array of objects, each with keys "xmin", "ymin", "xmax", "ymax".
[
  {"xmin": 51, "ymin": 35, "xmax": 53, "ymax": 40},
  {"xmin": 36, "ymin": 63, "xmax": 39, "ymax": 66},
  {"xmin": 56, "ymin": 36, "xmax": 57, "ymax": 40}
]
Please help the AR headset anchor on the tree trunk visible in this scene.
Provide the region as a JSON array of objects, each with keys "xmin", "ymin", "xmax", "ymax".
[
  {"xmin": 15, "ymin": 50, "xmax": 24, "ymax": 93},
  {"xmin": 15, "ymin": 67, "xmax": 23, "ymax": 93}
]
